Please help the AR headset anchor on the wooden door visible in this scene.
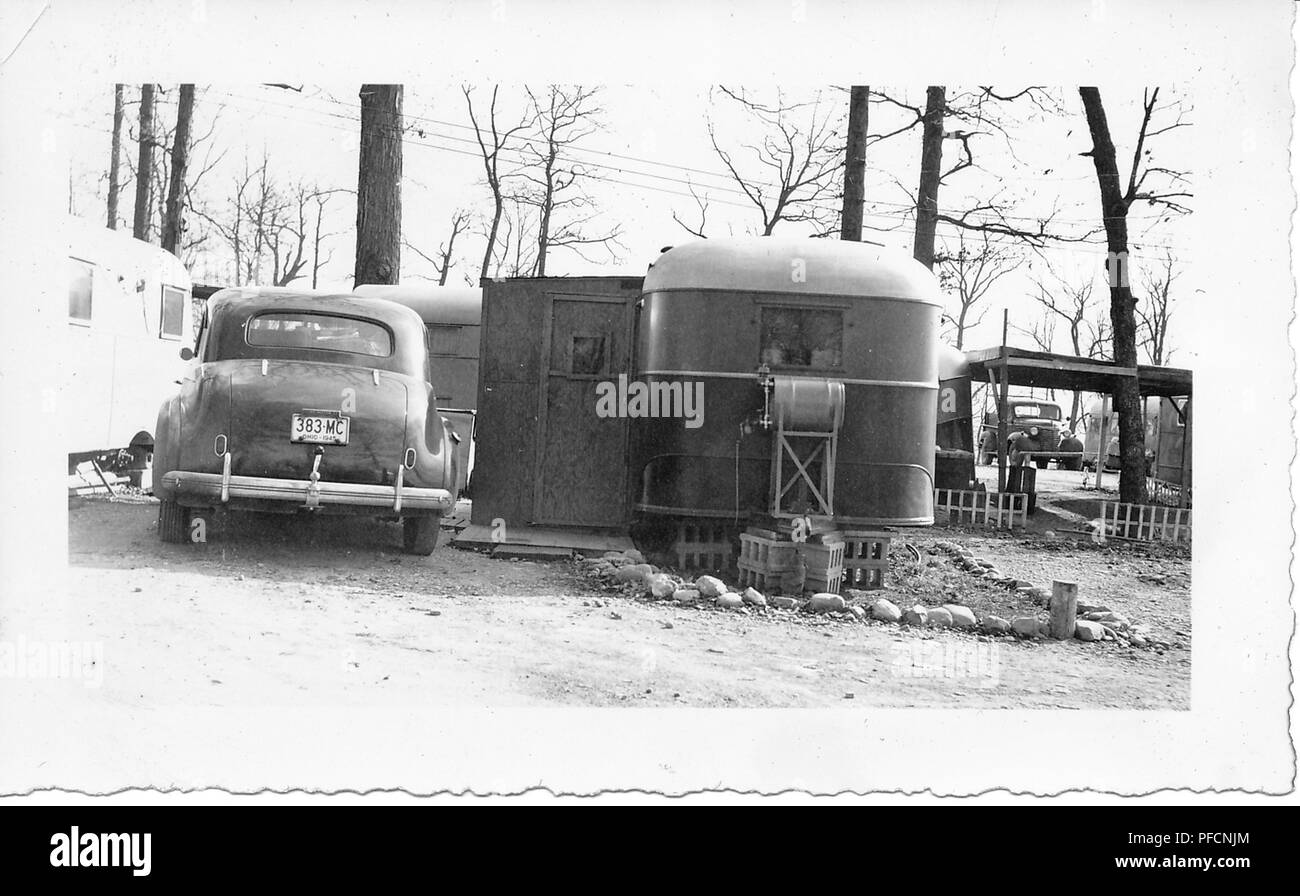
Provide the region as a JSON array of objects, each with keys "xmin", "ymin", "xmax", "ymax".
[{"xmin": 533, "ymin": 294, "xmax": 629, "ymax": 526}]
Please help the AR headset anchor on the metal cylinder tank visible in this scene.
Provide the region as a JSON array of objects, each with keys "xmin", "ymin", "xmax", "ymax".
[{"xmin": 630, "ymin": 237, "xmax": 942, "ymax": 526}]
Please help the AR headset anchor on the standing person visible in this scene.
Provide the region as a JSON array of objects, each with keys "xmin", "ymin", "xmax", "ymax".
[
  {"xmin": 1011, "ymin": 426, "xmax": 1043, "ymax": 467},
  {"xmin": 1059, "ymin": 430, "xmax": 1085, "ymax": 471}
]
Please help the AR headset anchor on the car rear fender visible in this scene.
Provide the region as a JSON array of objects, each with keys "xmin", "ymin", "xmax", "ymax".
[
  {"xmin": 399, "ymin": 383, "xmax": 454, "ymax": 491},
  {"xmin": 152, "ymin": 395, "xmax": 183, "ymax": 500},
  {"xmin": 176, "ymin": 368, "xmax": 231, "ymax": 477}
]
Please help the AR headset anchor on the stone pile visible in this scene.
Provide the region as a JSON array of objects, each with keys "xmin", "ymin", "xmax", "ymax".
[
  {"xmin": 576, "ymin": 551, "xmax": 867, "ymax": 622},
  {"xmin": 575, "ymin": 547, "xmax": 1173, "ymax": 648},
  {"xmin": 922, "ymin": 541, "xmax": 1165, "ymax": 648}
]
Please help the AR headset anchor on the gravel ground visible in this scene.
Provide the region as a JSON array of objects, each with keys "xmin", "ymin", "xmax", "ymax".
[{"xmin": 23, "ymin": 492, "xmax": 1194, "ymax": 711}]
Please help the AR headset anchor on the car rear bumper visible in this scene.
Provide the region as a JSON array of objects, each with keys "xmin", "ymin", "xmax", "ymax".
[{"xmin": 161, "ymin": 470, "xmax": 453, "ymax": 512}]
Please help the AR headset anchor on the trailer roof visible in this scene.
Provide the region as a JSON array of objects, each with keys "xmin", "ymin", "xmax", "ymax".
[
  {"xmin": 964, "ymin": 346, "xmax": 1192, "ymax": 397},
  {"xmin": 938, "ymin": 344, "xmax": 969, "ymax": 379},
  {"xmin": 353, "ymin": 284, "xmax": 483, "ymax": 326},
  {"xmin": 644, "ymin": 237, "xmax": 944, "ymax": 305}
]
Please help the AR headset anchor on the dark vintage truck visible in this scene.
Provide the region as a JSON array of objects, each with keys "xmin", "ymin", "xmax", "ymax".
[{"xmin": 977, "ymin": 397, "xmax": 1079, "ymax": 469}]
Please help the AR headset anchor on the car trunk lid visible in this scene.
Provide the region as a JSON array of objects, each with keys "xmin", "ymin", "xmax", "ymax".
[{"xmin": 227, "ymin": 360, "xmax": 409, "ymax": 485}]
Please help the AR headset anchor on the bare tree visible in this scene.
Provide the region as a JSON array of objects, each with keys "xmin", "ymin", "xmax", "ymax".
[
  {"xmin": 132, "ymin": 84, "xmax": 156, "ymax": 240},
  {"xmin": 1023, "ymin": 259, "xmax": 1112, "ymax": 426},
  {"xmin": 670, "ymin": 181, "xmax": 712, "ymax": 239},
  {"xmin": 873, "ymin": 86, "xmax": 1089, "ymax": 266},
  {"xmin": 161, "ymin": 84, "xmax": 194, "ymax": 255},
  {"xmin": 268, "ymin": 182, "xmax": 331, "ymax": 287},
  {"xmin": 698, "ymin": 86, "xmax": 845, "ymax": 236},
  {"xmin": 116, "ymin": 88, "xmax": 223, "ymax": 263},
  {"xmin": 194, "ymin": 153, "xmax": 343, "ymax": 287},
  {"xmin": 191, "ymin": 156, "xmax": 255, "ymax": 282},
  {"xmin": 518, "ymin": 85, "xmax": 623, "ymax": 275},
  {"xmin": 1017, "ymin": 307, "xmax": 1058, "ymax": 353},
  {"xmin": 1028, "ymin": 264, "xmax": 1110, "ymax": 357},
  {"xmin": 406, "ymin": 208, "xmax": 471, "ymax": 285},
  {"xmin": 487, "ymin": 195, "xmax": 540, "ymax": 279},
  {"xmin": 267, "ymin": 184, "xmax": 349, "ymax": 287},
  {"xmin": 935, "ymin": 230, "xmax": 1020, "ymax": 349},
  {"xmin": 1137, "ymin": 249, "xmax": 1179, "ymax": 365},
  {"xmin": 310, "ymin": 189, "xmax": 348, "ymax": 288},
  {"xmin": 464, "ymin": 85, "xmax": 530, "ymax": 281},
  {"xmin": 354, "ymin": 84, "xmax": 403, "ymax": 286},
  {"xmin": 1078, "ymin": 85, "xmax": 1191, "ymax": 503},
  {"xmin": 107, "ymin": 85, "xmax": 124, "ymax": 229}
]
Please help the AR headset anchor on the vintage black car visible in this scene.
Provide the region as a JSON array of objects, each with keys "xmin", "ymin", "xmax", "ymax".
[{"xmin": 152, "ymin": 288, "xmax": 459, "ymax": 554}]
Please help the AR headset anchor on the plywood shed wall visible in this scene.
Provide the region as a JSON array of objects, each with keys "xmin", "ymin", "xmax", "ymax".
[{"xmin": 470, "ymin": 276, "xmax": 644, "ymax": 532}]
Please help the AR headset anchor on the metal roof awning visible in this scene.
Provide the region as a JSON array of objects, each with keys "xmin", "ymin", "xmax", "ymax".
[{"xmin": 964, "ymin": 347, "xmax": 1192, "ymax": 397}]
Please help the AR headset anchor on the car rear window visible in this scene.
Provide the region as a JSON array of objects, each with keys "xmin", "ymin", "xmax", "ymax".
[{"xmin": 246, "ymin": 312, "xmax": 393, "ymax": 357}]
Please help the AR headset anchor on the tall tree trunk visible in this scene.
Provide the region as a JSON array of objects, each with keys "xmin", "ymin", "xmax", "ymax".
[
  {"xmin": 535, "ymin": 172, "xmax": 553, "ymax": 277},
  {"xmin": 107, "ymin": 84, "xmax": 124, "ymax": 229},
  {"xmin": 1079, "ymin": 87, "xmax": 1145, "ymax": 504},
  {"xmin": 312, "ymin": 198, "xmax": 324, "ymax": 288},
  {"xmin": 479, "ymin": 204, "xmax": 502, "ymax": 283},
  {"xmin": 162, "ymin": 84, "xmax": 194, "ymax": 255},
  {"xmin": 912, "ymin": 86, "xmax": 945, "ymax": 269},
  {"xmin": 132, "ymin": 84, "xmax": 156, "ymax": 241},
  {"xmin": 354, "ymin": 84, "xmax": 403, "ymax": 286},
  {"xmin": 840, "ymin": 85, "xmax": 869, "ymax": 241},
  {"xmin": 438, "ymin": 228, "xmax": 459, "ymax": 286}
]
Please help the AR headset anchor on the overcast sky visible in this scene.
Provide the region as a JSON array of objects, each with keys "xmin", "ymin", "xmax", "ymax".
[{"xmin": 61, "ymin": 80, "xmax": 1194, "ymax": 364}]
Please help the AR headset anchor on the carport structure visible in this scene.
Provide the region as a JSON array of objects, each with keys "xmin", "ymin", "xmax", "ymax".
[{"xmin": 963, "ymin": 345, "xmax": 1193, "ymax": 499}]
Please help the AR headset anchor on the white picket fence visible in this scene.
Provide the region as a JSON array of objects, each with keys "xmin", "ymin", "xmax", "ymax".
[
  {"xmin": 933, "ymin": 489, "xmax": 1027, "ymax": 530},
  {"xmin": 1097, "ymin": 500, "xmax": 1192, "ymax": 544}
]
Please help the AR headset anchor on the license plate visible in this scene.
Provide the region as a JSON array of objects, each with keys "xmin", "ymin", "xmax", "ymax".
[{"xmin": 290, "ymin": 414, "xmax": 350, "ymax": 445}]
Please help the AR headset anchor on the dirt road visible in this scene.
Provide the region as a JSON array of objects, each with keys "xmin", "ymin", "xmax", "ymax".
[{"xmin": 30, "ymin": 497, "xmax": 1192, "ymax": 710}]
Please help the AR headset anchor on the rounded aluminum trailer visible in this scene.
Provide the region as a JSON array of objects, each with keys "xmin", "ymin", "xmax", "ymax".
[{"xmin": 630, "ymin": 237, "xmax": 942, "ymax": 527}]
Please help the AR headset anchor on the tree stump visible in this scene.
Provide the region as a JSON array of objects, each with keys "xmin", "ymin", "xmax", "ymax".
[{"xmin": 1049, "ymin": 580, "xmax": 1079, "ymax": 640}]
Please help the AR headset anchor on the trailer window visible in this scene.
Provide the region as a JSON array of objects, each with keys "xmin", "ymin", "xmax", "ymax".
[
  {"xmin": 759, "ymin": 307, "xmax": 842, "ymax": 368},
  {"xmin": 426, "ymin": 324, "xmax": 461, "ymax": 357},
  {"xmin": 160, "ymin": 285, "xmax": 186, "ymax": 339},
  {"xmin": 247, "ymin": 312, "xmax": 393, "ymax": 357},
  {"xmin": 69, "ymin": 258, "xmax": 93, "ymax": 323}
]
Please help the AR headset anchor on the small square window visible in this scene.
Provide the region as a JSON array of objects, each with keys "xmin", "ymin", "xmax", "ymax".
[
  {"xmin": 69, "ymin": 258, "xmax": 93, "ymax": 323},
  {"xmin": 160, "ymin": 285, "xmax": 186, "ymax": 339},
  {"xmin": 427, "ymin": 325, "xmax": 461, "ymax": 356},
  {"xmin": 571, "ymin": 335, "xmax": 606, "ymax": 375}
]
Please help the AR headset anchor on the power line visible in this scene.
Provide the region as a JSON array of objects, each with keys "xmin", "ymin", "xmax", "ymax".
[
  {"xmin": 222, "ymin": 87, "xmax": 1184, "ymax": 246},
  {"xmin": 358, "ymin": 86, "xmax": 1182, "ymax": 226},
  {"xmin": 63, "ymin": 91, "xmax": 1186, "ymax": 261},
  {"xmin": 65, "ymin": 109, "xmax": 1182, "ymax": 264},
  {"xmin": 203, "ymin": 92, "xmax": 773, "ymax": 213}
]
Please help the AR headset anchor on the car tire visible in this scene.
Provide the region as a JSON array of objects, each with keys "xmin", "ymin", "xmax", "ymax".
[
  {"xmin": 403, "ymin": 515, "xmax": 441, "ymax": 555},
  {"xmin": 158, "ymin": 499, "xmax": 190, "ymax": 543}
]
